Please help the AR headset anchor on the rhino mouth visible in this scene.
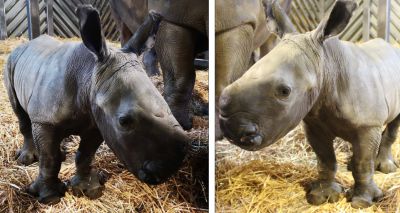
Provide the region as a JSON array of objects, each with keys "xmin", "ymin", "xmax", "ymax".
[{"xmin": 219, "ymin": 114, "xmax": 267, "ymax": 151}]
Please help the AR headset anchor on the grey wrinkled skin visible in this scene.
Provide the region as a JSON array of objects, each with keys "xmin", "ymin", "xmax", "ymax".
[
  {"xmin": 4, "ymin": 5, "xmax": 188, "ymax": 204},
  {"xmin": 109, "ymin": 0, "xmax": 165, "ymax": 76},
  {"xmin": 215, "ymin": 0, "xmax": 293, "ymax": 139},
  {"xmin": 155, "ymin": 0, "xmax": 208, "ymax": 130},
  {"xmin": 220, "ymin": 0, "xmax": 400, "ymax": 208}
]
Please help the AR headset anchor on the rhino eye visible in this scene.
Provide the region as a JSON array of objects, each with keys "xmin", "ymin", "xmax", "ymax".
[
  {"xmin": 276, "ymin": 85, "xmax": 291, "ymax": 99},
  {"xmin": 118, "ymin": 115, "xmax": 134, "ymax": 128}
]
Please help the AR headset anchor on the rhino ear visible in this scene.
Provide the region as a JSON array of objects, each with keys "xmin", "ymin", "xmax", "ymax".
[
  {"xmin": 264, "ymin": 0, "xmax": 296, "ymax": 38},
  {"xmin": 76, "ymin": 5, "xmax": 108, "ymax": 61},
  {"xmin": 122, "ymin": 11, "xmax": 162, "ymax": 55},
  {"xmin": 314, "ymin": 0, "xmax": 356, "ymax": 41}
]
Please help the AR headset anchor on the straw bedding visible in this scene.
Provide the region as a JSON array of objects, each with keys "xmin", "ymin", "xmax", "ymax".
[
  {"xmin": 0, "ymin": 37, "xmax": 208, "ymax": 212},
  {"xmin": 217, "ymin": 120, "xmax": 400, "ymax": 212}
]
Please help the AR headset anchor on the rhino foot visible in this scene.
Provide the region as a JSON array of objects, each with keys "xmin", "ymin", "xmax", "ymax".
[
  {"xmin": 346, "ymin": 182, "xmax": 383, "ymax": 208},
  {"xmin": 376, "ymin": 157, "xmax": 398, "ymax": 174},
  {"xmin": 306, "ymin": 181, "xmax": 343, "ymax": 205},
  {"xmin": 15, "ymin": 147, "xmax": 38, "ymax": 166},
  {"xmin": 70, "ymin": 170, "xmax": 106, "ymax": 199},
  {"xmin": 27, "ymin": 177, "xmax": 67, "ymax": 204},
  {"xmin": 16, "ymin": 147, "xmax": 66, "ymax": 166}
]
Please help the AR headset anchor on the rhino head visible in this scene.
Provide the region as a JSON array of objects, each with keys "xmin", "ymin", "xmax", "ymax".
[
  {"xmin": 77, "ymin": 5, "xmax": 188, "ymax": 184},
  {"xmin": 219, "ymin": 0, "xmax": 356, "ymax": 151}
]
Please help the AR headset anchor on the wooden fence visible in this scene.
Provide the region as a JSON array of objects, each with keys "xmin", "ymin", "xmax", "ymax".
[
  {"xmin": 2, "ymin": 0, "xmax": 400, "ymax": 43},
  {"xmin": 0, "ymin": 0, "xmax": 119, "ymax": 40},
  {"xmin": 289, "ymin": 0, "xmax": 400, "ymax": 43}
]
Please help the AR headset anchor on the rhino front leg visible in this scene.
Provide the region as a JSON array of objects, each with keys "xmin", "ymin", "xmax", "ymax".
[
  {"xmin": 304, "ymin": 123, "xmax": 342, "ymax": 205},
  {"xmin": 27, "ymin": 123, "xmax": 66, "ymax": 204},
  {"xmin": 348, "ymin": 128, "xmax": 383, "ymax": 208},
  {"xmin": 376, "ymin": 115, "xmax": 400, "ymax": 173},
  {"xmin": 156, "ymin": 21, "xmax": 196, "ymax": 130},
  {"xmin": 70, "ymin": 129, "xmax": 105, "ymax": 199}
]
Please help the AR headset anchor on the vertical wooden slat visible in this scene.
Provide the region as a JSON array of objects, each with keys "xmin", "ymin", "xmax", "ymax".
[
  {"xmin": 27, "ymin": 0, "xmax": 40, "ymax": 39},
  {"xmin": 377, "ymin": 0, "xmax": 391, "ymax": 41},
  {"xmin": 0, "ymin": 0, "xmax": 7, "ymax": 39},
  {"xmin": 46, "ymin": 0, "xmax": 54, "ymax": 35},
  {"xmin": 363, "ymin": 0, "xmax": 371, "ymax": 41},
  {"xmin": 319, "ymin": 0, "xmax": 325, "ymax": 20}
]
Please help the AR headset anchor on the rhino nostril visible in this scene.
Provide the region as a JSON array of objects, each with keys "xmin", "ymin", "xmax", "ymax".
[
  {"xmin": 240, "ymin": 124, "xmax": 258, "ymax": 136},
  {"xmin": 138, "ymin": 169, "xmax": 147, "ymax": 181},
  {"xmin": 240, "ymin": 134, "xmax": 262, "ymax": 146}
]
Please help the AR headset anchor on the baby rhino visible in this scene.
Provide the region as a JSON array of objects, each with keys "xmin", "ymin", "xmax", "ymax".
[
  {"xmin": 4, "ymin": 5, "xmax": 188, "ymax": 204},
  {"xmin": 220, "ymin": 0, "xmax": 400, "ymax": 208}
]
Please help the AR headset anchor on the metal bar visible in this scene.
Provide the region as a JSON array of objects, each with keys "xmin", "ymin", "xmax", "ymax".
[
  {"xmin": 363, "ymin": 0, "xmax": 371, "ymax": 41},
  {"xmin": 26, "ymin": 0, "xmax": 40, "ymax": 39},
  {"xmin": 377, "ymin": 0, "xmax": 391, "ymax": 41},
  {"xmin": 0, "ymin": 0, "xmax": 6, "ymax": 39},
  {"xmin": 46, "ymin": 0, "xmax": 54, "ymax": 35}
]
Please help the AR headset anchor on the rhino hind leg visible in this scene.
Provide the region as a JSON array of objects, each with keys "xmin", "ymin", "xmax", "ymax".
[
  {"xmin": 5, "ymin": 79, "xmax": 38, "ymax": 165},
  {"xmin": 348, "ymin": 128, "xmax": 383, "ymax": 208},
  {"xmin": 376, "ymin": 115, "xmax": 400, "ymax": 173},
  {"xmin": 70, "ymin": 129, "xmax": 105, "ymax": 199},
  {"xmin": 27, "ymin": 123, "xmax": 66, "ymax": 204},
  {"xmin": 156, "ymin": 21, "xmax": 196, "ymax": 130},
  {"xmin": 15, "ymin": 117, "xmax": 38, "ymax": 166},
  {"xmin": 304, "ymin": 124, "xmax": 342, "ymax": 205}
]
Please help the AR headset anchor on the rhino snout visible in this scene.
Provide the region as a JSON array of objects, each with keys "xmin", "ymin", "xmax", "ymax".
[
  {"xmin": 137, "ymin": 147, "xmax": 185, "ymax": 185},
  {"xmin": 220, "ymin": 114, "xmax": 263, "ymax": 150}
]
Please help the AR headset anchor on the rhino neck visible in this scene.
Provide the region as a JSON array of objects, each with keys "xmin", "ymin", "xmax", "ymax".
[
  {"xmin": 66, "ymin": 44, "xmax": 97, "ymax": 115},
  {"xmin": 309, "ymin": 37, "xmax": 352, "ymax": 114}
]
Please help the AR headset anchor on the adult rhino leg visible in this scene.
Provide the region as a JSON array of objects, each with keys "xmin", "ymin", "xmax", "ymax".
[
  {"xmin": 259, "ymin": 34, "xmax": 279, "ymax": 58},
  {"xmin": 70, "ymin": 129, "xmax": 105, "ymax": 199},
  {"xmin": 304, "ymin": 123, "xmax": 342, "ymax": 205},
  {"xmin": 27, "ymin": 123, "xmax": 66, "ymax": 204},
  {"xmin": 156, "ymin": 21, "xmax": 196, "ymax": 130},
  {"xmin": 120, "ymin": 22, "xmax": 133, "ymax": 46},
  {"xmin": 347, "ymin": 127, "xmax": 383, "ymax": 208},
  {"xmin": 216, "ymin": 24, "xmax": 254, "ymax": 139},
  {"xmin": 376, "ymin": 115, "xmax": 400, "ymax": 173},
  {"xmin": 143, "ymin": 47, "xmax": 160, "ymax": 76}
]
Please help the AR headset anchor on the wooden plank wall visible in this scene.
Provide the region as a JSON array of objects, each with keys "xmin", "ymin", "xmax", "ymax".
[
  {"xmin": 2, "ymin": 0, "xmax": 118, "ymax": 40},
  {"xmin": 289, "ymin": 0, "xmax": 400, "ymax": 44},
  {"xmin": 3, "ymin": 0, "xmax": 400, "ymax": 43}
]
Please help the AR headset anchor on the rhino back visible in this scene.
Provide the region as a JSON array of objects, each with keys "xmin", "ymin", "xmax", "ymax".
[
  {"xmin": 357, "ymin": 39, "xmax": 400, "ymax": 123},
  {"xmin": 216, "ymin": 0, "xmax": 268, "ymax": 49},
  {"xmin": 9, "ymin": 35, "xmax": 95, "ymax": 124},
  {"xmin": 326, "ymin": 39, "xmax": 400, "ymax": 126},
  {"xmin": 109, "ymin": 0, "xmax": 148, "ymax": 33},
  {"xmin": 216, "ymin": 0, "xmax": 264, "ymax": 32},
  {"xmin": 162, "ymin": 0, "xmax": 208, "ymax": 34}
]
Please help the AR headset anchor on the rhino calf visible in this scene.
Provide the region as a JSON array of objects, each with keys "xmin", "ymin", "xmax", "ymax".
[
  {"xmin": 4, "ymin": 5, "xmax": 188, "ymax": 204},
  {"xmin": 220, "ymin": 0, "xmax": 400, "ymax": 208}
]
